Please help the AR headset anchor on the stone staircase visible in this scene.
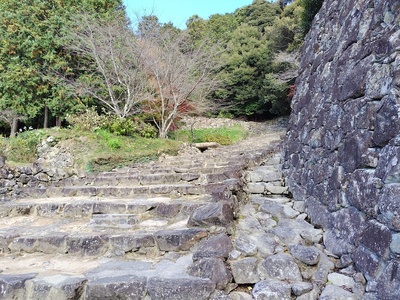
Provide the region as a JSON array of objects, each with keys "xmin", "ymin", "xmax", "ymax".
[{"xmin": 0, "ymin": 125, "xmax": 285, "ymax": 299}]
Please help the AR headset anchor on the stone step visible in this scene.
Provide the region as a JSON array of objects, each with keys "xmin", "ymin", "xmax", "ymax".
[
  {"xmin": 58, "ymin": 168, "xmax": 240, "ymax": 188},
  {"xmin": 0, "ymin": 196, "xmax": 211, "ymax": 218},
  {"xmin": 0, "ymin": 254, "xmax": 217, "ymax": 300},
  {"xmin": 18, "ymin": 180, "xmax": 240, "ymax": 199},
  {"xmin": 1, "ymin": 224, "xmax": 208, "ymax": 257},
  {"xmin": 88, "ymin": 214, "xmax": 141, "ymax": 228}
]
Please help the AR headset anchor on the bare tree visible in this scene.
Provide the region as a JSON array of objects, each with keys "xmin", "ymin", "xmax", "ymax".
[
  {"xmin": 66, "ymin": 12, "xmax": 150, "ymax": 117},
  {"xmin": 138, "ymin": 25, "xmax": 220, "ymax": 138}
]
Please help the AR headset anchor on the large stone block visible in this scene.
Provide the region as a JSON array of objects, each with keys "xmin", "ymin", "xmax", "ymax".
[
  {"xmin": 192, "ymin": 233, "xmax": 232, "ymax": 261},
  {"xmin": 154, "ymin": 228, "xmax": 207, "ymax": 252},
  {"xmin": 378, "ymin": 184, "xmax": 400, "ymax": 230},
  {"xmin": 66, "ymin": 235, "xmax": 109, "ymax": 256},
  {"xmin": 85, "ymin": 275, "xmax": 147, "ymax": 300},
  {"xmin": 375, "ymin": 139, "xmax": 400, "ymax": 184},
  {"xmin": 377, "ymin": 261, "xmax": 400, "ymax": 300},
  {"xmin": 345, "ymin": 169, "xmax": 380, "ymax": 217},
  {"xmin": 360, "ymin": 220, "xmax": 392, "ymax": 258},
  {"xmin": 188, "ymin": 258, "xmax": 232, "ymax": 289},
  {"xmin": 304, "ymin": 197, "xmax": 333, "ymax": 229},
  {"xmin": 352, "ymin": 245, "xmax": 385, "ymax": 281},
  {"xmin": 332, "ymin": 207, "xmax": 367, "ymax": 246},
  {"xmin": 147, "ymin": 277, "xmax": 215, "ymax": 300},
  {"xmin": 372, "ymin": 95, "xmax": 400, "ymax": 147},
  {"xmin": 0, "ymin": 273, "xmax": 36, "ymax": 300},
  {"xmin": 188, "ymin": 202, "xmax": 234, "ymax": 227},
  {"xmin": 261, "ymin": 253, "xmax": 302, "ymax": 282},
  {"xmin": 25, "ymin": 275, "xmax": 86, "ymax": 300}
]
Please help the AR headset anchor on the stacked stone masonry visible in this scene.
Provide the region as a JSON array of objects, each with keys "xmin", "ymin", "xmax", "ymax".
[{"xmin": 283, "ymin": 0, "xmax": 400, "ymax": 299}]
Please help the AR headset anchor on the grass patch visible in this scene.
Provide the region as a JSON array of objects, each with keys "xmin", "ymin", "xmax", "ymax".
[
  {"xmin": 170, "ymin": 124, "xmax": 248, "ymax": 145},
  {"xmin": 0, "ymin": 128, "xmax": 181, "ymax": 173},
  {"xmin": 0, "ymin": 123, "xmax": 249, "ymax": 173}
]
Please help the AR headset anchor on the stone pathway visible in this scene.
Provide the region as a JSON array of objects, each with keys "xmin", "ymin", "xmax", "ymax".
[{"xmin": 0, "ymin": 119, "xmax": 367, "ymax": 299}]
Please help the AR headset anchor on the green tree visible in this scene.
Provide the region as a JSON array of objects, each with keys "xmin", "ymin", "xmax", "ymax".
[
  {"xmin": 300, "ymin": 0, "xmax": 324, "ymax": 35},
  {"xmin": 214, "ymin": 24, "xmax": 274, "ymax": 117},
  {"xmin": 264, "ymin": 0, "xmax": 304, "ymax": 52},
  {"xmin": 234, "ymin": 0, "xmax": 281, "ymax": 33},
  {"xmin": 0, "ymin": 0, "xmax": 124, "ymax": 135}
]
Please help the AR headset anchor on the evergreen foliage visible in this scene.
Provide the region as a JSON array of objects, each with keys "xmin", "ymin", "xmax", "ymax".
[
  {"xmin": 0, "ymin": 0, "xmax": 305, "ymax": 135},
  {"xmin": 300, "ymin": 0, "xmax": 324, "ymax": 35}
]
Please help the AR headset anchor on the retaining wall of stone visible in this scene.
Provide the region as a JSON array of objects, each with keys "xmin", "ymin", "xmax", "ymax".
[{"xmin": 283, "ymin": 0, "xmax": 400, "ymax": 298}]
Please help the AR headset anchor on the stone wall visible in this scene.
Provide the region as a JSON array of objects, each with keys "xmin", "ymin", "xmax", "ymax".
[
  {"xmin": 283, "ymin": 0, "xmax": 400, "ymax": 298},
  {"xmin": 0, "ymin": 137, "xmax": 80, "ymax": 200}
]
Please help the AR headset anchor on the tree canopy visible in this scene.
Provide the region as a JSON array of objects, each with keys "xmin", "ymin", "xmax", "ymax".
[{"xmin": 0, "ymin": 0, "xmax": 309, "ymax": 136}]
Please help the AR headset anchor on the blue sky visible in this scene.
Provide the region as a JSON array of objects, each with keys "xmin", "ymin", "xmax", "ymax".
[{"xmin": 122, "ymin": 0, "xmax": 253, "ymax": 29}]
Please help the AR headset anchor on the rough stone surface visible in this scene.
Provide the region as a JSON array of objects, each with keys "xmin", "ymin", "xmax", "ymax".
[
  {"xmin": 252, "ymin": 280, "xmax": 291, "ymax": 300},
  {"xmin": 289, "ymin": 245, "xmax": 320, "ymax": 265},
  {"xmin": 147, "ymin": 277, "xmax": 215, "ymax": 300},
  {"xmin": 319, "ymin": 285, "xmax": 357, "ymax": 300},
  {"xmin": 188, "ymin": 258, "xmax": 232, "ymax": 289},
  {"xmin": 85, "ymin": 275, "xmax": 147, "ymax": 300},
  {"xmin": 0, "ymin": 114, "xmax": 373, "ymax": 298},
  {"xmin": 192, "ymin": 233, "xmax": 233, "ymax": 261},
  {"xmin": 187, "ymin": 202, "xmax": 234, "ymax": 227},
  {"xmin": 230, "ymin": 258, "xmax": 260, "ymax": 284},
  {"xmin": 261, "ymin": 253, "xmax": 302, "ymax": 282},
  {"xmin": 283, "ymin": 0, "xmax": 400, "ymax": 292}
]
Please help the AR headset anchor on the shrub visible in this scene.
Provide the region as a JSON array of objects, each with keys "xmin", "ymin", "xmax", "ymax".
[
  {"xmin": 65, "ymin": 107, "xmax": 105, "ymax": 131},
  {"xmin": 95, "ymin": 129, "xmax": 122, "ymax": 150},
  {"xmin": 66, "ymin": 108, "xmax": 158, "ymax": 138},
  {"xmin": 201, "ymin": 133, "xmax": 232, "ymax": 145},
  {"xmin": 6, "ymin": 130, "xmax": 46, "ymax": 163}
]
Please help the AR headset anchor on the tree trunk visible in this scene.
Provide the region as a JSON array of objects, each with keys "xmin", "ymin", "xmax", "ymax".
[
  {"xmin": 10, "ymin": 117, "xmax": 18, "ymax": 137},
  {"xmin": 55, "ymin": 116, "xmax": 62, "ymax": 127},
  {"xmin": 43, "ymin": 106, "xmax": 49, "ymax": 128}
]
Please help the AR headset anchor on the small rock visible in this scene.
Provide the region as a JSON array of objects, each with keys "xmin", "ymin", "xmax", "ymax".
[
  {"xmin": 291, "ymin": 282, "xmax": 313, "ymax": 296},
  {"xmin": 252, "ymin": 280, "xmax": 291, "ymax": 300},
  {"xmin": 319, "ymin": 285, "xmax": 358, "ymax": 300},
  {"xmin": 261, "ymin": 253, "xmax": 302, "ymax": 282},
  {"xmin": 230, "ymin": 258, "xmax": 260, "ymax": 284},
  {"xmin": 328, "ymin": 272, "xmax": 356, "ymax": 291},
  {"xmin": 234, "ymin": 235, "xmax": 258, "ymax": 256},
  {"xmin": 229, "ymin": 250, "xmax": 241, "ymax": 260},
  {"xmin": 229, "ymin": 291, "xmax": 253, "ymax": 300},
  {"xmin": 336, "ymin": 254, "xmax": 353, "ymax": 268},
  {"xmin": 312, "ymin": 251, "xmax": 335, "ymax": 287},
  {"xmin": 290, "ymin": 245, "xmax": 320, "ymax": 265},
  {"xmin": 293, "ymin": 201, "xmax": 306, "ymax": 212}
]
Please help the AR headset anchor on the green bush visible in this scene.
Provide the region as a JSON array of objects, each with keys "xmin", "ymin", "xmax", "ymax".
[
  {"xmin": 201, "ymin": 133, "xmax": 232, "ymax": 145},
  {"xmin": 95, "ymin": 129, "xmax": 122, "ymax": 150},
  {"xmin": 67, "ymin": 108, "xmax": 158, "ymax": 138},
  {"xmin": 65, "ymin": 107, "xmax": 105, "ymax": 131},
  {"xmin": 106, "ymin": 138, "xmax": 122, "ymax": 149},
  {"xmin": 6, "ymin": 130, "xmax": 46, "ymax": 163}
]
